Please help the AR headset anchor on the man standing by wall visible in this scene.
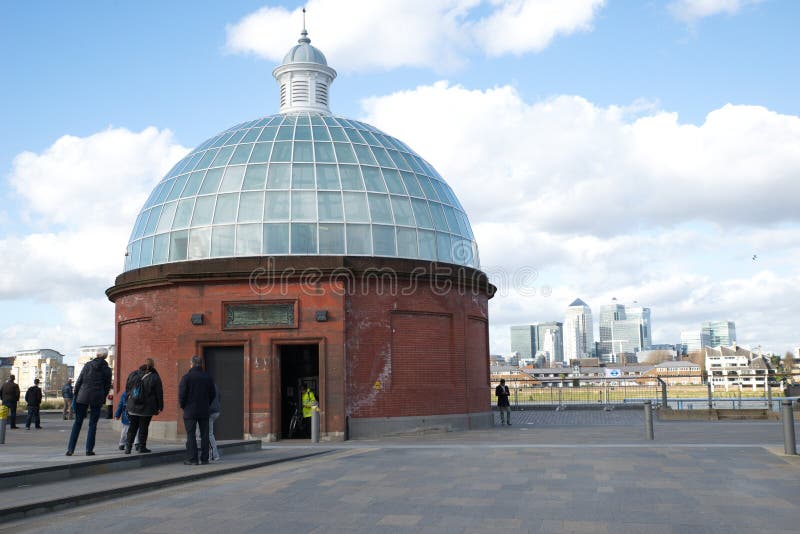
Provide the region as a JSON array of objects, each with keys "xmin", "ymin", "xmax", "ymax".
[
  {"xmin": 61, "ymin": 379, "xmax": 74, "ymax": 420},
  {"xmin": 124, "ymin": 358, "xmax": 163, "ymax": 454},
  {"xmin": 66, "ymin": 349, "xmax": 112, "ymax": 456},
  {"xmin": 1, "ymin": 374, "xmax": 21, "ymax": 429},
  {"xmin": 25, "ymin": 378, "xmax": 43, "ymax": 429},
  {"xmin": 495, "ymin": 378, "xmax": 511, "ymax": 426},
  {"xmin": 179, "ymin": 356, "xmax": 215, "ymax": 465}
]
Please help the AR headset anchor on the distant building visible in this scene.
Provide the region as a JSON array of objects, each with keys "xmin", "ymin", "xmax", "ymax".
[
  {"xmin": 644, "ymin": 361, "xmax": 701, "ymax": 385},
  {"xmin": 701, "ymin": 321, "xmax": 736, "ymax": 347},
  {"xmin": 680, "ymin": 330, "xmax": 710, "ymax": 354},
  {"xmin": 597, "ymin": 301, "xmax": 651, "ymax": 362},
  {"xmin": 704, "ymin": 345, "xmax": 774, "ymax": 392},
  {"xmin": 509, "ymin": 325, "xmax": 536, "ymax": 360},
  {"xmin": 75, "ymin": 345, "xmax": 116, "ymax": 384},
  {"xmin": 564, "ymin": 298, "xmax": 594, "ymax": 360},
  {"xmin": 10, "ymin": 349, "xmax": 71, "ymax": 396},
  {"xmin": 535, "ymin": 322, "xmax": 563, "ymax": 364}
]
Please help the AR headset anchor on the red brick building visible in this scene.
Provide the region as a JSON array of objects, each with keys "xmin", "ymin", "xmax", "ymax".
[{"xmin": 107, "ymin": 30, "xmax": 494, "ymax": 441}]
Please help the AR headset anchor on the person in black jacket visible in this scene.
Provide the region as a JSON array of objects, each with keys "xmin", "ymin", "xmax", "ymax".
[
  {"xmin": 178, "ymin": 355, "xmax": 216, "ymax": 465},
  {"xmin": 123, "ymin": 358, "xmax": 164, "ymax": 454},
  {"xmin": 24, "ymin": 378, "xmax": 43, "ymax": 429},
  {"xmin": 1, "ymin": 374, "xmax": 21, "ymax": 429},
  {"xmin": 66, "ymin": 349, "xmax": 112, "ymax": 456}
]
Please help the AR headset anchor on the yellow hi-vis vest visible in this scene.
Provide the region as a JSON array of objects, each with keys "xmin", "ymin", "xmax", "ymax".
[{"xmin": 302, "ymin": 390, "xmax": 317, "ymax": 418}]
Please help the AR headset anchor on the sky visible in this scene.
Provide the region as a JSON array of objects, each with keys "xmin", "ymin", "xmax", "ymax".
[{"xmin": 1, "ymin": 0, "xmax": 799, "ymax": 364}]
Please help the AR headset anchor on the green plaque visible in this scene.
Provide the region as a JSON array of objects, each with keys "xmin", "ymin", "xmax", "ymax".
[{"xmin": 225, "ymin": 302, "xmax": 295, "ymax": 328}]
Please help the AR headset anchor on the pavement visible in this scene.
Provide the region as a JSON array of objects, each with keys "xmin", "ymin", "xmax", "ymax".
[{"xmin": 0, "ymin": 409, "xmax": 799, "ymax": 533}]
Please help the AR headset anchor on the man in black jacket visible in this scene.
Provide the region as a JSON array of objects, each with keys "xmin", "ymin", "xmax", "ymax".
[
  {"xmin": 178, "ymin": 355, "xmax": 216, "ymax": 465},
  {"xmin": 123, "ymin": 358, "xmax": 164, "ymax": 454},
  {"xmin": 25, "ymin": 378, "xmax": 43, "ymax": 429},
  {"xmin": 66, "ymin": 349, "xmax": 112, "ymax": 456},
  {"xmin": 1, "ymin": 374, "xmax": 21, "ymax": 429}
]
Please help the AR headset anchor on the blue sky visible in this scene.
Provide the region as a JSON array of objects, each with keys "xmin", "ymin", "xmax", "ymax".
[{"xmin": 2, "ymin": 0, "xmax": 799, "ymax": 362}]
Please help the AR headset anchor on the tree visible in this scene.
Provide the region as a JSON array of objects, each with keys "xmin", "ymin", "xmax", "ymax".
[
  {"xmin": 785, "ymin": 351, "xmax": 796, "ymax": 383},
  {"xmin": 770, "ymin": 355, "xmax": 782, "ymax": 368}
]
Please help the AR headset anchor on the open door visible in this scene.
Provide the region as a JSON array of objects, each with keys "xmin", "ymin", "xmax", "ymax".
[{"xmin": 279, "ymin": 344, "xmax": 319, "ymax": 438}]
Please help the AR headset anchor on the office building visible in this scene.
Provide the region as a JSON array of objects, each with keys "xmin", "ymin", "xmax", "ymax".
[
  {"xmin": 597, "ymin": 301, "xmax": 651, "ymax": 362},
  {"xmin": 564, "ymin": 298, "xmax": 594, "ymax": 360},
  {"xmin": 510, "ymin": 325, "xmax": 536, "ymax": 359},
  {"xmin": 535, "ymin": 322, "xmax": 563, "ymax": 363},
  {"xmin": 702, "ymin": 321, "xmax": 737, "ymax": 347}
]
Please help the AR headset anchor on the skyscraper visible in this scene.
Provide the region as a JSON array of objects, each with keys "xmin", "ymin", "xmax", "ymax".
[
  {"xmin": 510, "ymin": 325, "xmax": 536, "ymax": 359},
  {"xmin": 680, "ymin": 330, "xmax": 711, "ymax": 354},
  {"xmin": 702, "ymin": 321, "xmax": 736, "ymax": 347},
  {"xmin": 535, "ymin": 322, "xmax": 564, "ymax": 363},
  {"xmin": 564, "ymin": 298, "xmax": 594, "ymax": 360},
  {"xmin": 598, "ymin": 301, "xmax": 651, "ymax": 362}
]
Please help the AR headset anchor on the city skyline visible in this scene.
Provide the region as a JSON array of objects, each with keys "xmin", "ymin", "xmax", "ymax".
[{"xmin": 2, "ymin": 1, "xmax": 800, "ymax": 363}]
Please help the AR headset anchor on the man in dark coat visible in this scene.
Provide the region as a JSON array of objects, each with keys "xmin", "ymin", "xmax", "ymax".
[
  {"xmin": 178, "ymin": 355, "xmax": 216, "ymax": 465},
  {"xmin": 25, "ymin": 378, "xmax": 43, "ymax": 429},
  {"xmin": 123, "ymin": 357, "xmax": 164, "ymax": 454},
  {"xmin": 1, "ymin": 374, "xmax": 21, "ymax": 429},
  {"xmin": 66, "ymin": 349, "xmax": 112, "ymax": 456},
  {"xmin": 61, "ymin": 378, "xmax": 74, "ymax": 420}
]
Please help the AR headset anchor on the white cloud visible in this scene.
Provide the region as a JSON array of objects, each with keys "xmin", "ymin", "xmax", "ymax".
[
  {"xmin": 668, "ymin": 0, "xmax": 765, "ymax": 23},
  {"xmin": 225, "ymin": 0, "xmax": 606, "ymax": 71}
]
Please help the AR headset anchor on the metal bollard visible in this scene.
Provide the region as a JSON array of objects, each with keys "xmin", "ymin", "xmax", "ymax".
[
  {"xmin": 311, "ymin": 403, "xmax": 320, "ymax": 443},
  {"xmin": 644, "ymin": 400, "xmax": 654, "ymax": 440},
  {"xmin": 0, "ymin": 404, "xmax": 8, "ymax": 444},
  {"xmin": 781, "ymin": 400, "xmax": 796, "ymax": 455}
]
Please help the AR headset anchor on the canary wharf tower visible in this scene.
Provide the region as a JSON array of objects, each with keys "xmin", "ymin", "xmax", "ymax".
[{"xmin": 108, "ymin": 25, "xmax": 494, "ymax": 441}]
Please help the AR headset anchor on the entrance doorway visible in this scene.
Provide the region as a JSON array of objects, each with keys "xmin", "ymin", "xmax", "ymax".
[
  {"xmin": 279, "ymin": 344, "xmax": 319, "ymax": 438},
  {"xmin": 203, "ymin": 345, "xmax": 244, "ymax": 440}
]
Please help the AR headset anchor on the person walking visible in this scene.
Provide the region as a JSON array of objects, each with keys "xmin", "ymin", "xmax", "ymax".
[
  {"xmin": 123, "ymin": 358, "xmax": 163, "ymax": 454},
  {"xmin": 24, "ymin": 378, "xmax": 43, "ymax": 429},
  {"xmin": 300, "ymin": 383, "xmax": 317, "ymax": 438},
  {"xmin": 495, "ymin": 378, "xmax": 511, "ymax": 426},
  {"xmin": 66, "ymin": 349, "xmax": 112, "ymax": 456},
  {"xmin": 61, "ymin": 379, "xmax": 74, "ymax": 420},
  {"xmin": 178, "ymin": 355, "xmax": 215, "ymax": 465},
  {"xmin": 1, "ymin": 374, "xmax": 21, "ymax": 429}
]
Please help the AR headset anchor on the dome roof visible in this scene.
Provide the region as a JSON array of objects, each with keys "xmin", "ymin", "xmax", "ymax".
[
  {"xmin": 124, "ymin": 112, "xmax": 479, "ymax": 272},
  {"xmin": 282, "ymin": 30, "xmax": 328, "ymax": 66}
]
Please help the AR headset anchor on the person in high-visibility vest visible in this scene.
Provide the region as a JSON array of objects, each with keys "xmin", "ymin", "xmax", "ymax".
[{"xmin": 300, "ymin": 384, "xmax": 317, "ymax": 438}]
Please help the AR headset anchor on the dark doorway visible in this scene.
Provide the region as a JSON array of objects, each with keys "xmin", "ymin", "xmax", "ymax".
[
  {"xmin": 279, "ymin": 344, "xmax": 319, "ymax": 438},
  {"xmin": 203, "ymin": 345, "xmax": 244, "ymax": 440}
]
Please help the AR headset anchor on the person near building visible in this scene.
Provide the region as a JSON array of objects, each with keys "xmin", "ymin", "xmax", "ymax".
[
  {"xmin": 196, "ymin": 383, "xmax": 221, "ymax": 461},
  {"xmin": 25, "ymin": 378, "xmax": 43, "ymax": 429},
  {"xmin": 114, "ymin": 389, "xmax": 140, "ymax": 451},
  {"xmin": 123, "ymin": 358, "xmax": 163, "ymax": 454},
  {"xmin": 178, "ymin": 355, "xmax": 215, "ymax": 465},
  {"xmin": 495, "ymin": 378, "xmax": 511, "ymax": 426},
  {"xmin": 1, "ymin": 374, "xmax": 21, "ymax": 429},
  {"xmin": 61, "ymin": 379, "xmax": 74, "ymax": 420},
  {"xmin": 300, "ymin": 383, "xmax": 317, "ymax": 438},
  {"xmin": 66, "ymin": 349, "xmax": 112, "ymax": 456}
]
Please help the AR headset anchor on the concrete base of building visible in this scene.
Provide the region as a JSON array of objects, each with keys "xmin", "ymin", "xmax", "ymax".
[{"xmin": 349, "ymin": 411, "xmax": 493, "ymax": 439}]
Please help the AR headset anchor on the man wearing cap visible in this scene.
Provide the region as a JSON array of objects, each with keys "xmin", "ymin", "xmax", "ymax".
[
  {"xmin": 66, "ymin": 349, "xmax": 112, "ymax": 456},
  {"xmin": 1, "ymin": 374, "xmax": 21, "ymax": 429},
  {"xmin": 25, "ymin": 378, "xmax": 43, "ymax": 429}
]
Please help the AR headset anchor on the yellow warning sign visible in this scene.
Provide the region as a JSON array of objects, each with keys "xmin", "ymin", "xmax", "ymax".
[{"xmin": 373, "ymin": 381, "xmax": 382, "ymax": 391}]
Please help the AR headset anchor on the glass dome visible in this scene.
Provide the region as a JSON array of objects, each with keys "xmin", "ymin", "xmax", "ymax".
[{"xmin": 124, "ymin": 112, "xmax": 479, "ymax": 272}]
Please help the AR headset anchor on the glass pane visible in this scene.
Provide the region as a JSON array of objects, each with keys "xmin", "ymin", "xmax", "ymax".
[
  {"xmin": 236, "ymin": 224, "xmax": 262, "ymax": 256},
  {"xmin": 429, "ymin": 202, "xmax": 449, "ymax": 231},
  {"xmin": 382, "ymin": 168, "xmax": 406, "ymax": 194},
  {"xmin": 418, "ymin": 229, "xmax": 436, "ymax": 260},
  {"xmin": 344, "ymin": 128, "xmax": 366, "ymax": 144},
  {"xmin": 318, "ymin": 223, "xmax": 345, "ymax": 254},
  {"xmin": 249, "ymin": 142, "xmax": 272, "ymax": 163},
  {"xmin": 368, "ymin": 193, "xmax": 393, "ymax": 224},
  {"xmin": 418, "ymin": 175, "xmax": 440, "ymax": 201},
  {"xmin": 276, "ymin": 125, "xmax": 294, "ymax": 141},
  {"xmin": 211, "ymin": 225, "xmax": 235, "ymax": 257},
  {"xmin": 443, "ymin": 205, "xmax": 460, "ymax": 234},
  {"xmin": 241, "ymin": 128, "xmax": 261, "ymax": 143},
  {"xmin": 291, "ymin": 191, "xmax": 316, "ymax": 221},
  {"xmin": 294, "ymin": 125, "xmax": 311, "ymax": 141},
  {"xmin": 372, "ymin": 225, "xmax": 396, "ymax": 256},
  {"xmin": 271, "ymin": 142, "xmax": 292, "ymax": 161},
  {"xmin": 316, "ymin": 164, "xmax": 339, "ymax": 189},
  {"xmin": 229, "ymin": 143, "xmax": 253, "ymax": 165},
  {"xmin": 199, "ymin": 168, "xmax": 223, "ymax": 194},
  {"xmin": 411, "ymin": 198, "xmax": 433, "ymax": 228},
  {"xmin": 263, "ymin": 223, "xmax": 289, "ymax": 254},
  {"xmin": 153, "ymin": 233, "xmax": 169, "ymax": 264},
  {"xmin": 312, "ymin": 126, "xmax": 330, "ymax": 141},
  {"xmin": 139, "ymin": 236, "xmax": 154, "ymax": 267},
  {"xmin": 156, "ymin": 201, "xmax": 178, "ymax": 233},
  {"xmin": 129, "ymin": 240, "xmax": 141, "ymax": 269},
  {"xmin": 182, "ymin": 171, "xmax": 205, "ymax": 197},
  {"xmin": 264, "ymin": 191, "xmax": 290, "ymax": 220},
  {"xmin": 354, "ymin": 144, "xmax": 377, "ymax": 165},
  {"xmin": 292, "ymin": 163, "xmax": 315, "ymax": 189},
  {"xmin": 296, "ymin": 115, "xmax": 310, "ymax": 126},
  {"xmin": 211, "ymin": 145, "xmax": 234, "ymax": 167},
  {"xmin": 293, "ymin": 141, "xmax": 313, "ymax": 162},
  {"xmin": 390, "ymin": 196, "xmax": 415, "ymax": 225},
  {"xmin": 191, "ymin": 195, "xmax": 216, "ymax": 225},
  {"xmin": 343, "ymin": 192, "xmax": 369, "ymax": 222},
  {"xmin": 165, "ymin": 174, "xmax": 188, "ymax": 202},
  {"xmin": 143, "ymin": 205, "xmax": 163, "ymax": 236},
  {"xmin": 258, "ymin": 126, "xmax": 278, "ymax": 142},
  {"xmin": 396, "ymin": 227, "xmax": 418, "ymax": 258},
  {"xmin": 291, "ymin": 223, "xmax": 317, "ymax": 254},
  {"xmin": 225, "ymin": 130, "xmax": 246, "ymax": 145},
  {"xmin": 169, "ymin": 230, "xmax": 188, "ymax": 261},
  {"xmin": 267, "ymin": 164, "xmax": 290, "ymax": 189},
  {"xmin": 238, "ymin": 191, "xmax": 264, "ymax": 222},
  {"xmin": 310, "ymin": 115, "xmax": 324, "ymax": 126},
  {"xmin": 213, "ymin": 193, "xmax": 239, "ymax": 224},
  {"xmin": 360, "ymin": 130, "xmax": 381, "ymax": 146},
  {"xmin": 219, "ymin": 165, "xmax": 245, "ymax": 192},
  {"xmin": 242, "ymin": 164, "xmax": 267, "ymax": 190},
  {"xmin": 188, "ymin": 227, "xmax": 211, "ymax": 259},
  {"xmin": 172, "ymin": 199, "xmax": 195, "ymax": 229},
  {"xmin": 371, "ymin": 146, "xmax": 394, "ymax": 167},
  {"xmin": 431, "ymin": 180, "xmax": 451, "ymax": 205},
  {"xmin": 453, "ymin": 237, "xmax": 474, "ymax": 265},
  {"xmin": 388, "ymin": 149, "xmax": 412, "ymax": 170},
  {"xmin": 362, "ymin": 167, "xmax": 387, "ymax": 192},
  {"xmin": 340, "ymin": 165, "xmax": 364, "ymax": 190},
  {"xmin": 196, "ymin": 148, "xmax": 218, "ymax": 170},
  {"xmin": 436, "ymin": 233, "xmax": 452, "ymax": 263},
  {"xmin": 318, "ymin": 191, "xmax": 343, "ymax": 221},
  {"xmin": 328, "ymin": 126, "xmax": 347, "ymax": 142},
  {"xmin": 333, "ymin": 143, "xmax": 356, "ymax": 163},
  {"xmin": 346, "ymin": 224, "xmax": 371, "ymax": 254},
  {"xmin": 314, "ymin": 142, "xmax": 335, "ymax": 163},
  {"xmin": 401, "ymin": 172, "xmax": 424, "ymax": 197}
]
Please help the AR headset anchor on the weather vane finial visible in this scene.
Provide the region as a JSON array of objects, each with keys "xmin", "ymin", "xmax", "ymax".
[{"xmin": 299, "ymin": 7, "xmax": 310, "ymax": 43}]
